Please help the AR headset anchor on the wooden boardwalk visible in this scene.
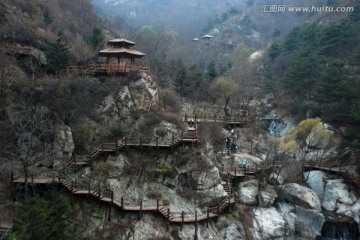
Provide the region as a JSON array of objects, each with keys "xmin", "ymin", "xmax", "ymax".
[
  {"xmin": 182, "ymin": 112, "xmax": 248, "ymax": 125},
  {"xmin": 12, "ymin": 175, "xmax": 232, "ymax": 224},
  {"xmin": 0, "ymin": 43, "xmax": 47, "ymax": 65}
]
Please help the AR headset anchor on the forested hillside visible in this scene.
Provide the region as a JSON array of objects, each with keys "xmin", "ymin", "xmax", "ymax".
[
  {"xmin": 0, "ymin": 0, "xmax": 110, "ymax": 63},
  {"xmin": 263, "ymin": 3, "xmax": 360, "ymax": 147}
]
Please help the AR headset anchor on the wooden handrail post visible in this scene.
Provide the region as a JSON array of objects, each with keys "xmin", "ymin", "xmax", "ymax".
[
  {"xmin": 121, "ymin": 197, "xmax": 124, "ymax": 210},
  {"xmin": 235, "ymin": 167, "xmax": 237, "ymax": 177},
  {"xmin": 167, "ymin": 208, "xmax": 170, "ymax": 219},
  {"xmin": 181, "ymin": 211, "xmax": 184, "ymax": 231},
  {"xmin": 217, "ymin": 205, "xmax": 220, "ymax": 215},
  {"xmin": 195, "ymin": 210, "xmax": 198, "ymax": 239},
  {"xmin": 52, "ymin": 173, "xmax": 55, "ymax": 182},
  {"xmin": 88, "ymin": 182, "xmax": 91, "ymax": 195},
  {"xmin": 71, "ymin": 181, "xmax": 74, "ymax": 191},
  {"xmin": 98, "ymin": 188, "xmax": 101, "ymax": 199},
  {"xmin": 74, "ymin": 180, "xmax": 77, "ymax": 189},
  {"xmin": 139, "ymin": 199, "xmax": 143, "ymax": 219},
  {"xmin": 116, "ymin": 140, "xmax": 118, "ymax": 150},
  {"xmin": 108, "ymin": 205, "xmax": 112, "ymax": 222},
  {"xmin": 157, "ymin": 199, "xmax": 159, "ymax": 211},
  {"xmin": 102, "ymin": 143, "xmax": 104, "ymax": 152},
  {"xmin": 207, "ymin": 208, "xmax": 210, "ymax": 228},
  {"xmin": 31, "ymin": 175, "xmax": 34, "ymax": 184},
  {"xmin": 111, "ymin": 191, "xmax": 114, "ymax": 204}
]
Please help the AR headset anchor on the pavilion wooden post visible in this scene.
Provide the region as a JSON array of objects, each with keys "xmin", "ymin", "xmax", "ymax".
[
  {"xmin": 98, "ymin": 187, "xmax": 101, "ymax": 199},
  {"xmin": 167, "ymin": 208, "xmax": 170, "ymax": 220},
  {"xmin": 31, "ymin": 175, "xmax": 34, "ymax": 184},
  {"xmin": 156, "ymin": 199, "xmax": 159, "ymax": 211}
]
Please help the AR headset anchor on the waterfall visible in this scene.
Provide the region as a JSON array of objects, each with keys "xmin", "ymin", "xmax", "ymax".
[{"xmin": 317, "ymin": 212, "xmax": 359, "ymax": 240}]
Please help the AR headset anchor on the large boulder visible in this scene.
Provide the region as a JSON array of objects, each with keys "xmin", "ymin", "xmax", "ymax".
[
  {"xmin": 276, "ymin": 202, "xmax": 296, "ymax": 237},
  {"xmin": 305, "ymin": 171, "xmax": 327, "ymax": 201},
  {"xmin": 281, "ymin": 183, "xmax": 321, "ymax": 211},
  {"xmin": 322, "ymin": 179, "xmax": 357, "ymax": 212},
  {"xmin": 258, "ymin": 185, "xmax": 277, "ymax": 207},
  {"xmin": 251, "ymin": 207, "xmax": 286, "ymax": 240},
  {"xmin": 294, "ymin": 206, "xmax": 325, "ymax": 239},
  {"xmin": 306, "ymin": 123, "xmax": 333, "ymax": 149},
  {"xmin": 216, "ymin": 216, "xmax": 246, "ymax": 240},
  {"xmin": 238, "ymin": 180, "xmax": 259, "ymax": 205}
]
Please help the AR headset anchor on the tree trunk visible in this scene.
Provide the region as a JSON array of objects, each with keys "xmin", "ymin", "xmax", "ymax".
[{"xmin": 224, "ymin": 97, "xmax": 232, "ymax": 116}]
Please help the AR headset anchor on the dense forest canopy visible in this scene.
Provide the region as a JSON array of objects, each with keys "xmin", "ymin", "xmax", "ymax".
[{"xmin": 263, "ymin": 3, "xmax": 360, "ymax": 147}]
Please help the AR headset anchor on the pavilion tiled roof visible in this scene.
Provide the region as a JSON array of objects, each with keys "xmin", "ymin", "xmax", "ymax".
[
  {"xmin": 98, "ymin": 47, "xmax": 145, "ymax": 58},
  {"xmin": 108, "ymin": 38, "xmax": 136, "ymax": 46}
]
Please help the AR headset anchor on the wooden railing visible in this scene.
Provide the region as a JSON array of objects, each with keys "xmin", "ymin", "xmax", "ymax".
[
  {"xmin": 11, "ymin": 173, "xmax": 230, "ymax": 224},
  {"xmin": 0, "ymin": 43, "xmax": 47, "ymax": 65},
  {"xmin": 66, "ymin": 63, "xmax": 150, "ymax": 75},
  {"xmin": 182, "ymin": 111, "xmax": 248, "ymax": 124}
]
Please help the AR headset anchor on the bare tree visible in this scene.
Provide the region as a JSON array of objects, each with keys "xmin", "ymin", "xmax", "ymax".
[{"xmin": 12, "ymin": 106, "xmax": 53, "ymax": 196}]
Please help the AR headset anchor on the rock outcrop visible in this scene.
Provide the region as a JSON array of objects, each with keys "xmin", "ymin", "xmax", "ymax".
[
  {"xmin": 258, "ymin": 185, "xmax": 277, "ymax": 207},
  {"xmin": 251, "ymin": 207, "xmax": 286, "ymax": 240},
  {"xmin": 281, "ymin": 183, "xmax": 321, "ymax": 211},
  {"xmin": 238, "ymin": 179, "xmax": 259, "ymax": 205}
]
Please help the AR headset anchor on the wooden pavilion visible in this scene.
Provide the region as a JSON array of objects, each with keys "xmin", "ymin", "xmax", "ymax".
[{"xmin": 66, "ymin": 38, "xmax": 150, "ymax": 75}]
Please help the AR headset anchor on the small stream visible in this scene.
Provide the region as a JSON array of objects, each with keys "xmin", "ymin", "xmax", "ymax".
[{"xmin": 317, "ymin": 211, "xmax": 359, "ymax": 240}]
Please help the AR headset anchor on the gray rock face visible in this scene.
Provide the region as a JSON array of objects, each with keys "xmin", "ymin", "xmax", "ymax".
[
  {"xmin": 258, "ymin": 185, "xmax": 277, "ymax": 207},
  {"xmin": 216, "ymin": 216, "xmax": 246, "ymax": 240},
  {"xmin": 99, "ymin": 72, "xmax": 158, "ymax": 129},
  {"xmin": 129, "ymin": 73, "xmax": 158, "ymax": 110},
  {"xmin": 305, "ymin": 170, "xmax": 327, "ymax": 201},
  {"xmin": 276, "ymin": 202, "xmax": 296, "ymax": 237},
  {"xmin": 322, "ymin": 179, "xmax": 357, "ymax": 211},
  {"xmin": 268, "ymin": 172, "xmax": 284, "ymax": 185},
  {"xmin": 252, "ymin": 207, "xmax": 286, "ymax": 240},
  {"xmin": 306, "ymin": 123, "xmax": 333, "ymax": 149},
  {"xmin": 294, "ymin": 206, "xmax": 325, "ymax": 239},
  {"xmin": 282, "ymin": 183, "xmax": 321, "ymax": 211},
  {"xmin": 238, "ymin": 179, "xmax": 259, "ymax": 205}
]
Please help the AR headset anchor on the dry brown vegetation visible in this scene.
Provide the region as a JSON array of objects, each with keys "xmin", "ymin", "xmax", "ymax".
[{"xmin": 0, "ymin": 0, "xmax": 112, "ymax": 63}]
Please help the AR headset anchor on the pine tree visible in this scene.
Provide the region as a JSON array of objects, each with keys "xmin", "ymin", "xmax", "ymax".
[
  {"xmin": 46, "ymin": 33, "xmax": 70, "ymax": 73},
  {"xmin": 207, "ymin": 61, "xmax": 217, "ymax": 81},
  {"xmin": 88, "ymin": 27, "xmax": 104, "ymax": 49}
]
